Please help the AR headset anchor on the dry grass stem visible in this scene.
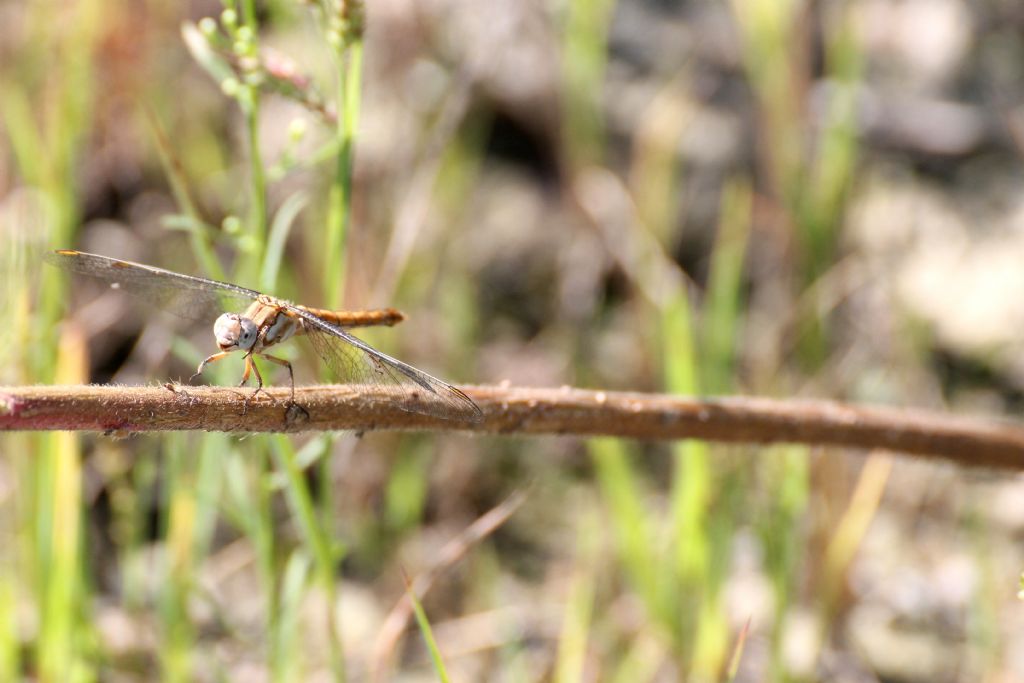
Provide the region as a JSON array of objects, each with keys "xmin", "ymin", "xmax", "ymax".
[{"xmin": 0, "ymin": 384, "xmax": 1022, "ymax": 469}]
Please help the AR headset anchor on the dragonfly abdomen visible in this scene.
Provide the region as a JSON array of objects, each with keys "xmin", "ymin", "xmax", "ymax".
[{"xmin": 300, "ymin": 306, "xmax": 405, "ymax": 328}]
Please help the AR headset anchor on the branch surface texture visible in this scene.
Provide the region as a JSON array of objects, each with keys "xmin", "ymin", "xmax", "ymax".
[{"xmin": 1, "ymin": 384, "xmax": 1023, "ymax": 470}]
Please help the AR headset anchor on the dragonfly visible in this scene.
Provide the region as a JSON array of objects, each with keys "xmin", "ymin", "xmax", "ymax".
[{"xmin": 46, "ymin": 250, "xmax": 483, "ymax": 422}]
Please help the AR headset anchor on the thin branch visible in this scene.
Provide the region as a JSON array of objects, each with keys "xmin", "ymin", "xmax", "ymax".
[{"xmin": 1, "ymin": 384, "xmax": 1023, "ymax": 469}]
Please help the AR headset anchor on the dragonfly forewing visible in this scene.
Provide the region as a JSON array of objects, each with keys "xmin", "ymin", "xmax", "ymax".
[{"xmin": 45, "ymin": 250, "xmax": 257, "ymax": 322}]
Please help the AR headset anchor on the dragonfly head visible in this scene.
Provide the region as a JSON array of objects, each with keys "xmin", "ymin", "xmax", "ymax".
[{"xmin": 214, "ymin": 313, "xmax": 258, "ymax": 351}]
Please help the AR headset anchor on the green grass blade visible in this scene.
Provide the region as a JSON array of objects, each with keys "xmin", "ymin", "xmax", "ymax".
[
  {"xmin": 274, "ymin": 551, "xmax": 313, "ymax": 683},
  {"xmin": 561, "ymin": 0, "xmax": 615, "ymax": 166},
  {"xmin": 261, "ymin": 191, "xmax": 309, "ymax": 292},
  {"xmin": 404, "ymin": 572, "xmax": 450, "ymax": 683},
  {"xmin": 270, "ymin": 435, "xmax": 346, "ymax": 681},
  {"xmin": 322, "ymin": 44, "xmax": 363, "ymax": 311},
  {"xmin": 701, "ymin": 179, "xmax": 752, "ymax": 394},
  {"xmin": 554, "ymin": 512, "xmax": 598, "ymax": 683},
  {"xmin": 588, "ymin": 437, "xmax": 664, "ymax": 624}
]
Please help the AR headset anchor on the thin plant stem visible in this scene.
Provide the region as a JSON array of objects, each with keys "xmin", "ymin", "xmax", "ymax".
[
  {"xmin": 2, "ymin": 384, "xmax": 1024, "ymax": 469},
  {"xmin": 323, "ymin": 44, "xmax": 362, "ymax": 311},
  {"xmin": 247, "ymin": 101, "xmax": 269, "ymax": 272}
]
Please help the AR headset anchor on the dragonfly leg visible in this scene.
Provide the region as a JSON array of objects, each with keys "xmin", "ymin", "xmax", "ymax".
[
  {"xmin": 191, "ymin": 351, "xmax": 232, "ymax": 384},
  {"xmin": 259, "ymin": 353, "xmax": 295, "ymax": 403},
  {"xmin": 248, "ymin": 354, "xmax": 267, "ymax": 396},
  {"xmin": 239, "ymin": 355, "xmax": 254, "ymax": 386},
  {"xmin": 240, "ymin": 354, "xmax": 266, "ymax": 413}
]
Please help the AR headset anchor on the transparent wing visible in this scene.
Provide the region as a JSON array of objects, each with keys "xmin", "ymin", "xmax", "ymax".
[
  {"xmin": 295, "ymin": 307, "xmax": 483, "ymax": 423},
  {"xmin": 45, "ymin": 250, "xmax": 259, "ymax": 321}
]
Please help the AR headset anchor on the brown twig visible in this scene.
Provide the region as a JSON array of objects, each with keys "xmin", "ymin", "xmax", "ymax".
[{"xmin": 1, "ymin": 383, "xmax": 1023, "ymax": 469}]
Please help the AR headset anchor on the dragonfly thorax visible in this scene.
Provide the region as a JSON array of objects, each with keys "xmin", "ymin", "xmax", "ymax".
[{"xmin": 214, "ymin": 313, "xmax": 258, "ymax": 351}]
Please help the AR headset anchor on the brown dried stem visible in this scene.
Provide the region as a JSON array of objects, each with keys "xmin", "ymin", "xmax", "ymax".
[
  {"xmin": 370, "ymin": 488, "xmax": 529, "ymax": 681},
  {"xmin": 1, "ymin": 384, "xmax": 1023, "ymax": 469}
]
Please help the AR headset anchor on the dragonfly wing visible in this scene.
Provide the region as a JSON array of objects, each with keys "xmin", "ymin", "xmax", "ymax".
[
  {"xmin": 46, "ymin": 250, "xmax": 259, "ymax": 321},
  {"xmin": 296, "ymin": 308, "xmax": 483, "ymax": 423}
]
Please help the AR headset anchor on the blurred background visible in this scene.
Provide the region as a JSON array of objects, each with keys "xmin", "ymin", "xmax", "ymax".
[{"xmin": 3, "ymin": 0, "xmax": 1024, "ymax": 680}]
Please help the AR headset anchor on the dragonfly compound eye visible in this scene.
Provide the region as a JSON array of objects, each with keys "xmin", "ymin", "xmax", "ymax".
[
  {"xmin": 238, "ymin": 318, "xmax": 258, "ymax": 348},
  {"xmin": 214, "ymin": 313, "xmax": 257, "ymax": 350}
]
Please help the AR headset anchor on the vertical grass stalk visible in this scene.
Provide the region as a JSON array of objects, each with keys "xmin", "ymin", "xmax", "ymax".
[{"xmin": 323, "ymin": 42, "xmax": 363, "ymax": 310}]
